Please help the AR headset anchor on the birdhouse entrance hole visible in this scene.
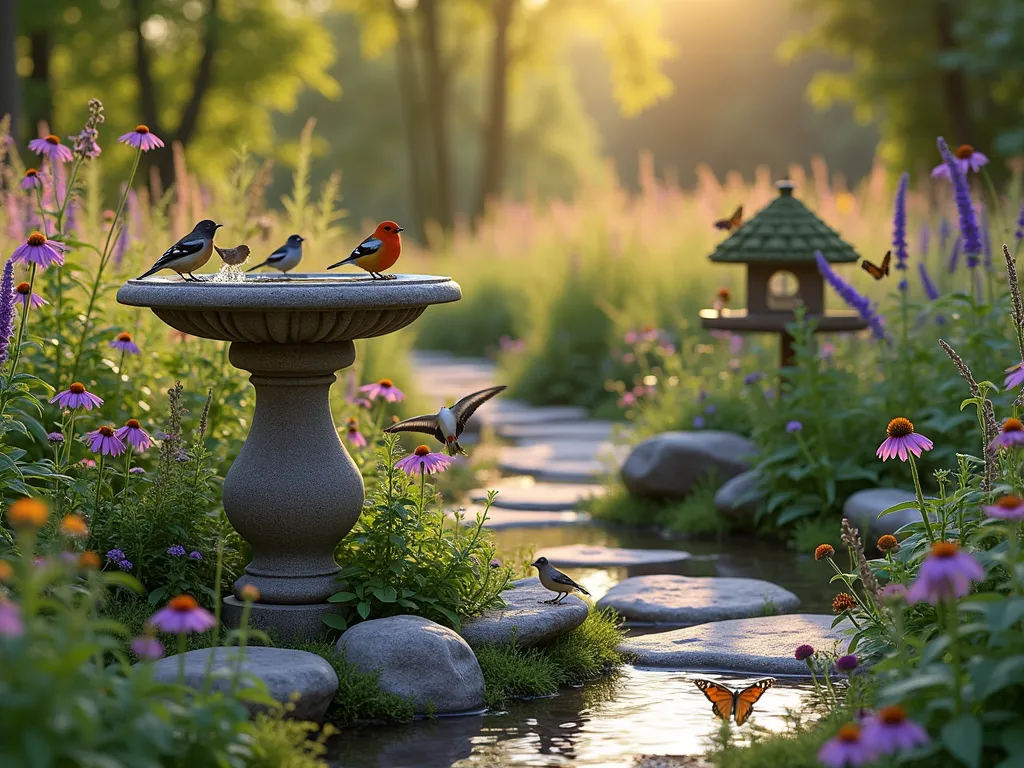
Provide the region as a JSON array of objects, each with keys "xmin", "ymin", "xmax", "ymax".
[{"xmin": 767, "ymin": 270, "xmax": 800, "ymax": 311}]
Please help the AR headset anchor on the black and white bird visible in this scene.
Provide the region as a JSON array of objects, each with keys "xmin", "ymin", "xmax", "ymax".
[
  {"xmin": 247, "ymin": 234, "xmax": 304, "ymax": 274},
  {"xmin": 383, "ymin": 385, "xmax": 506, "ymax": 456},
  {"xmin": 138, "ymin": 219, "xmax": 222, "ymax": 281},
  {"xmin": 531, "ymin": 557, "xmax": 591, "ymax": 604}
]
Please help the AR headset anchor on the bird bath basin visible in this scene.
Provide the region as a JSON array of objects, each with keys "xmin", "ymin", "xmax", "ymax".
[{"xmin": 117, "ymin": 273, "xmax": 461, "ymax": 639}]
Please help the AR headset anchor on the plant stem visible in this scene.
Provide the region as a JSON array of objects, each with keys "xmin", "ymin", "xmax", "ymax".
[
  {"xmin": 94, "ymin": 455, "xmax": 105, "ymax": 518},
  {"xmin": 121, "ymin": 446, "xmax": 134, "ymax": 504},
  {"xmin": 176, "ymin": 632, "xmax": 187, "ymax": 698},
  {"xmin": 908, "ymin": 455, "xmax": 936, "ymax": 543},
  {"xmin": 941, "ymin": 601, "xmax": 965, "ymax": 714}
]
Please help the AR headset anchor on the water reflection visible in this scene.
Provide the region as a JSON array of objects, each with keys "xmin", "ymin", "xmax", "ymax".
[
  {"xmin": 491, "ymin": 525, "xmax": 832, "ymax": 613},
  {"xmin": 326, "ymin": 667, "xmax": 814, "ymax": 768}
]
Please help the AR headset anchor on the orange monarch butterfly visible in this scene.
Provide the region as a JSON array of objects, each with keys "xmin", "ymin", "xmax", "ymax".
[
  {"xmin": 861, "ymin": 251, "xmax": 891, "ymax": 280},
  {"xmin": 714, "ymin": 206, "xmax": 743, "ymax": 232},
  {"xmin": 693, "ymin": 678, "xmax": 775, "ymax": 725}
]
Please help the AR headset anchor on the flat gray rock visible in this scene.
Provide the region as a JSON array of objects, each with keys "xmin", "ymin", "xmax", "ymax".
[
  {"xmin": 469, "ymin": 478, "xmax": 606, "ymax": 510},
  {"xmin": 621, "ymin": 431, "xmax": 756, "ymax": 499},
  {"xmin": 535, "ymin": 544, "xmax": 690, "ymax": 568},
  {"xmin": 496, "ymin": 442, "xmax": 629, "ymax": 483},
  {"xmin": 337, "ymin": 615, "xmax": 484, "ymax": 715},
  {"xmin": 145, "ymin": 647, "xmax": 337, "ymax": 721},
  {"xmin": 621, "ymin": 614, "xmax": 852, "ymax": 676},
  {"xmin": 713, "ymin": 470, "xmax": 764, "ymax": 521},
  {"xmin": 450, "ymin": 506, "xmax": 591, "ymax": 529},
  {"xmin": 843, "ymin": 488, "xmax": 926, "ymax": 539},
  {"xmin": 459, "ymin": 577, "xmax": 588, "ymax": 647},
  {"xmin": 596, "ymin": 574, "xmax": 799, "ymax": 625},
  {"xmin": 496, "ymin": 420, "xmax": 622, "ymax": 442}
]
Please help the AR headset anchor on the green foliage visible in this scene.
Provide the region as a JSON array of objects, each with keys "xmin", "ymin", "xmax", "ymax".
[
  {"xmin": 788, "ymin": 516, "xmax": 841, "ymax": 554},
  {"xmin": 586, "ymin": 476, "xmax": 729, "ymax": 538},
  {"xmin": 248, "ymin": 713, "xmax": 334, "ymax": 768},
  {"xmin": 330, "ymin": 436, "xmax": 512, "ymax": 630},
  {"xmin": 473, "ymin": 608, "xmax": 626, "ymax": 709},
  {"xmin": 710, "ymin": 716, "xmax": 838, "ymax": 768}
]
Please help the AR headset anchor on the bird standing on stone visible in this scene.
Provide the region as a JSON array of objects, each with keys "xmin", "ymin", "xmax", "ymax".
[
  {"xmin": 138, "ymin": 219, "xmax": 221, "ymax": 281},
  {"xmin": 384, "ymin": 385, "xmax": 506, "ymax": 456},
  {"xmin": 531, "ymin": 557, "xmax": 590, "ymax": 604},
  {"xmin": 327, "ymin": 221, "xmax": 403, "ymax": 279},
  {"xmin": 215, "ymin": 243, "xmax": 251, "ymax": 266},
  {"xmin": 247, "ymin": 234, "xmax": 304, "ymax": 274}
]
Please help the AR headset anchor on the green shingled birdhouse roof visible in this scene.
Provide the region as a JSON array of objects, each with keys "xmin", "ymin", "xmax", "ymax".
[{"xmin": 708, "ymin": 181, "xmax": 859, "ymax": 264}]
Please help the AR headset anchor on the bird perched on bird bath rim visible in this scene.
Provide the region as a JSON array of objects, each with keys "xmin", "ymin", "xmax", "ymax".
[
  {"xmin": 247, "ymin": 234, "xmax": 304, "ymax": 274},
  {"xmin": 328, "ymin": 221, "xmax": 403, "ymax": 279},
  {"xmin": 138, "ymin": 219, "xmax": 221, "ymax": 281}
]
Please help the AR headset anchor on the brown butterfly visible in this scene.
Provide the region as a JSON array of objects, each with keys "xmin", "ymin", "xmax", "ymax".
[
  {"xmin": 713, "ymin": 206, "xmax": 743, "ymax": 232},
  {"xmin": 861, "ymin": 251, "xmax": 891, "ymax": 280},
  {"xmin": 693, "ymin": 678, "xmax": 775, "ymax": 726}
]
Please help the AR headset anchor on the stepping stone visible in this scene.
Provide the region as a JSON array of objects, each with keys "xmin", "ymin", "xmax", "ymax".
[
  {"xmin": 620, "ymin": 614, "xmax": 852, "ymax": 676},
  {"xmin": 713, "ymin": 469, "xmax": 764, "ymax": 521},
  {"xmin": 145, "ymin": 647, "xmax": 338, "ymax": 721},
  {"xmin": 449, "ymin": 506, "xmax": 592, "ymax": 529},
  {"xmin": 496, "ymin": 420, "xmax": 621, "ymax": 442},
  {"xmin": 497, "ymin": 442, "xmax": 628, "ymax": 483},
  {"xmin": 469, "ymin": 478, "xmax": 606, "ymax": 511},
  {"xmin": 622, "ymin": 431, "xmax": 756, "ymax": 498},
  {"xmin": 535, "ymin": 544, "xmax": 690, "ymax": 568},
  {"xmin": 476, "ymin": 403, "xmax": 589, "ymax": 428},
  {"xmin": 459, "ymin": 577, "xmax": 589, "ymax": 648},
  {"xmin": 596, "ymin": 575, "xmax": 800, "ymax": 625}
]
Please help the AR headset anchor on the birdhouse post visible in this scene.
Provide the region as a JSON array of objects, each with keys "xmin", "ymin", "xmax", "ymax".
[{"xmin": 699, "ymin": 180, "xmax": 868, "ymax": 369}]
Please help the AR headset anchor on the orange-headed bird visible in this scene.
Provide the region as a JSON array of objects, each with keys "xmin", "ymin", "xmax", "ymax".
[{"xmin": 328, "ymin": 221, "xmax": 403, "ymax": 279}]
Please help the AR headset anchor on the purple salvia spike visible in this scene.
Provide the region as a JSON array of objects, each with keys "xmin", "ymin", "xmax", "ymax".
[{"xmin": 0, "ymin": 259, "xmax": 16, "ymax": 367}]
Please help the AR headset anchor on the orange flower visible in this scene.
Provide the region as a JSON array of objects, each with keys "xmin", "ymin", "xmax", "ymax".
[
  {"xmin": 814, "ymin": 544, "xmax": 835, "ymax": 561},
  {"xmin": 78, "ymin": 551, "xmax": 101, "ymax": 570},
  {"xmin": 7, "ymin": 498, "xmax": 49, "ymax": 529},
  {"xmin": 239, "ymin": 585, "xmax": 261, "ymax": 602},
  {"xmin": 60, "ymin": 514, "xmax": 89, "ymax": 537},
  {"xmin": 877, "ymin": 534, "xmax": 899, "ymax": 553},
  {"xmin": 0, "ymin": 561, "xmax": 12, "ymax": 581},
  {"xmin": 832, "ymin": 592, "xmax": 857, "ymax": 613}
]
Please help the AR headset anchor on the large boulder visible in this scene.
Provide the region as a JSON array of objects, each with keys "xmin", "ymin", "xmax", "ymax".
[
  {"xmin": 459, "ymin": 577, "xmax": 588, "ymax": 648},
  {"xmin": 620, "ymin": 614, "xmax": 852, "ymax": 676},
  {"xmin": 843, "ymin": 488, "xmax": 925, "ymax": 539},
  {"xmin": 713, "ymin": 469, "xmax": 764, "ymax": 520},
  {"xmin": 145, "ymin": 647, "xmax": 338, "ymax": 721},
  {"xmin": 597, "ymin": 574, "xmax": 799, "ymax": 625},
  {"xmin": 621, "ymin": 431, "xmax": 756, "ymax": 498},
  {"xmin": 337, "ymin": 615, "xmax": 484, "ymax": 715}
]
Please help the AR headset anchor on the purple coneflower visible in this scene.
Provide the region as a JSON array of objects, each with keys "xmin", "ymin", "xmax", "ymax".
[
  {"xmin": 983, "ymin": 494, "xmax": 1024, "ymax": 521},
  {"xmin": 876, "ymin": 417, "xmax": 933, "ymax": 462},
  {"xmin": 860, "ymin": 705, "xmax": 930, "ymax": 755},
  {"xmin": 167, "ymin": 545, "xmax": 186, "ymax": 557},
  {"xmin": 917, "ymin": 263, "xmax": 940, "ymax": 301},
  {"xmin": 15, "ymin": 281, "xmax": 46, "ymax": 310},
  {"xmin": 114, "ymin": 419, "xmax": 153, "ymax": 452},
  {"xmin": 149, "ymin": 595, "xmax": 216, "ymax": 634},
  {"xmin": 19, "ymin": 168, "xmax": 42, "ymax": 191},
  {"xmin": 879, "ymin": 583, "xmax": 907, "ymax": 603},
  {"xmin": 892, "ymin": 172, "xmax": 909, "ymax": 278},
  {"xmin": 936, "ymin": 137, "xmax": 983, "ymax": 258},
  {"xmin": 28, "ymin": 134, "xmax": 74, "ymax": 163},
  {"xmin": 11, "ymin": 231, "xmax": 66, "ymax": 270},
  {"xmin": 359, "ymin": 378, "xmax": 404, "ymax": 403},
  {"xmin": 189, "ymin": 550, "xmax": 202, "ymax": 561},
  {"xmin": 794, "ymin": 644, "xmax": 814, "ymax": 661},
  {"xmin": 0, "ymin": 599, "xmax": 24, "ymax": 638},
  {"xmin": 106, "ymin": 548, "xmax": 126, "ymax": 563},
  {"xmin": 131, "ymin": 635, "xmax": 165, "ymax": 661},
  {"xmin": 118, "ymin": 125, "xmax": 165, "ymax": 152},
  {"xmin": 346, "ymin": 424, "xmax": 367, "ymax": 448},
  {"xmin": 835, "ymin": 654, "xmax": 858, "ymax": 673},
  {"xmin": 50, "ymin": 382, "xmax": 103, "ymax": 410},
  {"xmin": 990, "ymin": 418, "xmax": 1024, "ymax": 450},
  {"xmin": 396, "ymin": 445, "xmax": 451, "ymax": 476},
  {"xmin": 786, "ymin": 421, "xmax": 802, "ymax": 433},
  {"xmin": 818, "ymin": 724, "xmax": 873, "ymax": 768},
  {"xmin": 86, "ymin": 425, "xmax": 126, "ymax": 457},
  {"xmin": 815, "ymin": 252, "xmax": 888, "ymax": 342},
  {"xmin": 931, "ymin": 143, "xmax": 989, "ymax": 178},
  {"xmin": 1005, "ymin": 363, "xmax": 1024, "ymax": 390},
  {"xmin": 109, "ymin": 331, "xmax": 140, "ymax": 355},
  {"xmin": 907, "ymin": 541, "xmax": 983, "ymax": 604}
]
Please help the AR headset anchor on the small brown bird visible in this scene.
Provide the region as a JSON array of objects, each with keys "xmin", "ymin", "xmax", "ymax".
[{"xmin": 215, "ymin": 244, "xmax": 251, "ymax": 267}]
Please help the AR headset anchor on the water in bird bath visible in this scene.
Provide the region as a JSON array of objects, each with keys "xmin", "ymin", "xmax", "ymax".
[
  {"xmin": 326, "ymin": 666, "xmax": 817, "ymax": 767},
  {"xmin": 211, "ymin": 263, "xmax": 248, "ymax": 282}
]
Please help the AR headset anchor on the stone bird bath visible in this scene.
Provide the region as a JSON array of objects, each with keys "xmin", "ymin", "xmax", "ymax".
[{"xmin": 117, "ymin": 273, "xmax": 461, "ymax": 639}]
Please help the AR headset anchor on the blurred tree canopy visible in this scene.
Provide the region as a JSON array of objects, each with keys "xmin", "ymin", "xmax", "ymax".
[{"xmin": 784, "ymin": 0, "xmax": 1024, "ymax": 176}]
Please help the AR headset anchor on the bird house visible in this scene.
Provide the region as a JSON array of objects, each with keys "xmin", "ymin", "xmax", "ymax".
[{"xmin": 700, "ymin": 180, "xmax": 867, "ymax": 367}]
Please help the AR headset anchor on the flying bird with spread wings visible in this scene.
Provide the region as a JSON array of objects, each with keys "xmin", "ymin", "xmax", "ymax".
[{"xmin": 384, "ymin": 385, "xmax": 507, "ymax": 456}]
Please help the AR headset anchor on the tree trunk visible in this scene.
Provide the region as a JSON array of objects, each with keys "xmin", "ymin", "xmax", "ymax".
[
  {"xmin": 934, "ymin": 0, "xmax": 972, "ymax": 144},
  {"xmin": 474, "ymin": 0, "xmax": 516, "ymax": 222},
  {"xmin": 0, "ymin": 0, "xmax": 20, "ymax": 143},
  {"xmin": 417, "ymin": 0, "xmax": 454, "ymax": 233},
  {"xmin": 26, "ymin": 31, "xmax": 51, "ymax": 132},
  {"xmin": 393, "ymin": 4, "xmax": 430, "ymax": 240}
]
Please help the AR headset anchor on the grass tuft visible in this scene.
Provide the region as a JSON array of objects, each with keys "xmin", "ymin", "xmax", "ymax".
[{"xmin": 586, "ymin": 476, "xmax": 730, "ymax": 537}]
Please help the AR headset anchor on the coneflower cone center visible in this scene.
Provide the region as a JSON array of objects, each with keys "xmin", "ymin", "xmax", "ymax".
[
  {"xmin": 24, "ymin": 168, "xmax": 38, "ymax": 177},
  {"xmin": 69, "ymin": 382, "xmax": 86, "ymax": 394},
  {"xmin": 378, "ymin": 378, "xmax": 393, "ymax": 388},
  {"xmin": 126, "ymin": 419, "xmax": 140, "ymax": 429},
  {"xmin": 1003, "ymin": 418, "xmax": 1023, "ymax": 433},
  {"xmin": 135, "ymin": 124, "xmax": 150, "ymax": 134},
  {"xmin": 117, "ymin": 331, "xmax": 132, "ymax": 342},
  {"xmin": 955, "ymin": 144, "xmax": 974, "ymax": 159},
  {"xmin": 837, "ymin": 725, "xmax": 860, "ymax": 743},
  {"xmin": 414, "ymin": 445, "xmax": 430, "ymax": 456},
  {"xmin": 169, "ymin": 595, "xmax": 199, "ymax": 611},
  {"xmin": 879, "ymin": 706, "xmax": 907, "ymax": 725},
  {"xmin": 997, "ymin": 495, "xmax": 1023, "ymax": 509},
  {"xmin": 98, "ymin": 426, "xmax": 115, "ymax": 437},
  {"xmin": 932, "ymin": 541, "xmax": 958, "ymax": 558},
  {"xmin": 16, "ymin": 283, "xmax": 30, "ymax": 294},
  {"xmin": 45, "ymin": 134, "xmax": 60, "ymax": 144},
  {"xmin": 27, "ymin": 232, "xmax": 46, "ymax": 247},
  {"xmin": 886, "ymin": 417, "xmax": 914, "ymax": 438}
]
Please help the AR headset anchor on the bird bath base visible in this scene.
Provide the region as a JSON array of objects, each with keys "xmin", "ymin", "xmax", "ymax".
[{"xmin": 117, "ymin": 274, "xmax": 462, "ymax": 642}]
